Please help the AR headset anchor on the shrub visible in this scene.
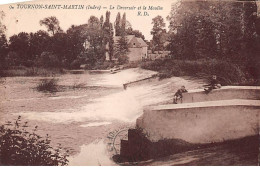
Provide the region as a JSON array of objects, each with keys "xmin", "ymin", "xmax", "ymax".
[
  {"xmin": 36, "ymin": 52, "xmax": 61, "ymax": 68},
  {"xmin": 0, "ymin": 116, "xmax": 69, "ymax": 166},
  {"xmin": 70, "ymin": 59, "xmax": 81, "ymax": 69},
  {"xmin": 36, "ymin": 78, "xmax": 59, "ymax": 93}
]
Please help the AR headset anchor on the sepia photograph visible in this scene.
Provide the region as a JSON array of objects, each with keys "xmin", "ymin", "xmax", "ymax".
[{"xmin": 0, "ymin": 0, "xmax": 259, "ymax": 166}]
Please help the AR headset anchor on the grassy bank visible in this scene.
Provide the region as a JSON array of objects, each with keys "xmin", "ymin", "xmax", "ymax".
[
  {"xmin": 141, "ymin": 59, "xmax": 259, "ymax": 86},
  {"xmin": 0, "ymin": 66, "xmax": 64, "ymax": 77}
]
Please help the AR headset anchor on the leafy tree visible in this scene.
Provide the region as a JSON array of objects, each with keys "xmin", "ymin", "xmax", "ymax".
[
  {"xmin": 151, "ymin": 15, "xmax": 166, "ymax": 51},
  {"xmin": 126, "ymin": 28, "xmax": 145, "ymax": 40},
  {"xmin": 40, "ymin": 16, "xmax": 63, "ymax": 36},
  {"xmin": 0, "ymin": 34, "xmax": 8, "ymax": 69},
  {"xmin": 9, "ymin": 32, "xmax": 32, "ymax": 66},
  {"xmin": 114, "ymin": 34, "xmax": 129, "ymax": 64},
  {"xmin": 36, "ymin": 51, "xmax": 61, "ymax": 68},
  {"xmin": 121, "ymin": 13, "xmax": 126, "ymax": 35},
  {"xmin": 85, "ymin": 16, "xmax": 106, "ymax": 65},
  {"xmin": 0, "ymin": 11, "xmax": 7, "ymax": 69},
  {"xmin": 29, "ymin": 30, "xmax": 51, "ymax": 59},
  {"xmin": 65, "ymin": 25, "xmax": 86, "ymax": 67},
  {"xmin": 115, "ymin": 12, "xmax": 121, "ymax": 36},
  {"xmin": 103, "ymin": 11, "xmax": 114, "ymax": 61},
  {"xmin": 50, "ymin": 32, "xmax": 68, "ymax": 62},
  {"xmin": 100, "ymin": 15, "xmax": 104, "ymax": 28},
  {"xmin": 167, "ymin": 0, "xmax": 257, "ymax": 61},
  {"xmin": 0, "ymin": 11, "xmax": 6, "ymax": 35},
  {"xmin": 0, "ymin": 116, "xmax": 69, "ymax": 166}
]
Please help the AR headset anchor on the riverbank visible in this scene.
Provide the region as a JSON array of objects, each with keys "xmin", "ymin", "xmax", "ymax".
[{"xmin": 141, "ymin": 58, "xmax": 259, "ymax": 86}]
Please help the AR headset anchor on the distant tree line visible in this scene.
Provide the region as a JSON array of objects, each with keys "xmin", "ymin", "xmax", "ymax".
[{"xmin": 0, "ymin": 11, "xmax": 146, "ymax": 70}]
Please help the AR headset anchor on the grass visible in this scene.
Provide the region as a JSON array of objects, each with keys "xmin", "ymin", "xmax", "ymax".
[
  {"xmin": 141, "ymin": 58, "xmax": 260, "ymax": 86},
  {"xmin": 36, "ymin": 78, "xmax": 59, "ymax": 93},
  {"xmin": 0, "ymin": 66, "xmax": 64, "ymax": 77}
]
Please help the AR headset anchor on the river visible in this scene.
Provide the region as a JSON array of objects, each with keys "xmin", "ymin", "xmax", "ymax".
[{"xmin": 0, "ymin": 68, "xmax": 205, "ymax": 166}]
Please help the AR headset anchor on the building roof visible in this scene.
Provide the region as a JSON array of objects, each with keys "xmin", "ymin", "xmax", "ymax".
[
  {"xmin": 114, "ymin": 35, "xmax": 148, "ymax": 47},
  {"xmin": 114, "ymin": 35, "xmax": 135, "ymax": 44},
  {"xmin": 136, "ymin": 37, "xmax": 148, "ymax": 47}
]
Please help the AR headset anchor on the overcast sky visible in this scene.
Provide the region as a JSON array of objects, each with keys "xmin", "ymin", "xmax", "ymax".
[{"xmin": 1, "ymin": 0, "xmax": 177, "ymax": 40}]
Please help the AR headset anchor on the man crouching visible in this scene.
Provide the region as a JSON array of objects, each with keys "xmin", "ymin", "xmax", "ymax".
[{"xmin": 173, "ymin": 86, "xmax": 188, "ymax": 104}]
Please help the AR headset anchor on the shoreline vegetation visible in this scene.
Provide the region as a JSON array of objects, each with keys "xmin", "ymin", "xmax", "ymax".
[{"xmin": 1, "ymin": 58, "xmax": 259, "ymax": 87}]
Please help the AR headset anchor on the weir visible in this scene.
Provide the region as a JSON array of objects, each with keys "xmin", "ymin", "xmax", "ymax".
[{"xmin": 116, "ymin": 86, "xmax": 260, "ymax": 162}]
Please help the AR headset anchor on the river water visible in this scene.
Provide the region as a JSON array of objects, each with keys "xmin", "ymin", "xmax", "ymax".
[{"xmin": 0, "ymin": 68, "xmax": 205, "ymax": 166}]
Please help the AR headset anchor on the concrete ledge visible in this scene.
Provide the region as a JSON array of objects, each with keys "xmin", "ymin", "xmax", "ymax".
[
  {"xmin": 137, "ymin": 99, "xmax": 260, "ymax": 144},
  {"xmin": 148, "ymin": 99, "xmax": 260, "ymax": 111},
  {"xmin": 180, "ymin": 86, "xmax": 260, "ymax": 103}
]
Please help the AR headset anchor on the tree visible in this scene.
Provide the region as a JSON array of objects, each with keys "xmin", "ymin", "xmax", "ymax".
[
  {"xmin": 103, "ymin": 11, "xmax": 114, "ymax": 61},
  {"xmin": 126, "ymin": 28, "xmax": 145, "ymax": 40},
  {"xmin": 0, "ymin": 34, "xmax": 8, "ymax": 69},
  {"xmin": 0, "ymin": 11, "xmax": 6, "ymax": 35},
  {"xmin": 85, "ymin": 16, "xmax": 106, "ymax": 65},
  {"xmin": 0, "ymin": 11, "xmax": 7, "ymax": 69},
  {"xmin": 40, "ymin": 16, "xmax": 63, "ymax": 36},
  {"xmin": 121, "ymin": 13, "xmax": 126, "ymax": 35},
  {"xmin": 114, "ymin": 34, "xmax": 129, "ymax": 64},
  {"xmin": 100, "ymin": 15, "xmax": 104, "ymax": 28},
  {"xmin": 50, "ymin": 32, "xmax": 68, "ymax": 62},
  {"xmin": 115, "ymin": 12, "xmax": 121, "ymax": 36},
  {"xmin": 9, "ymin": 32, "xmax": 31, "ymax": 66},
  {"xmin": 65, "ymin": 25, "xmax": 86, "ymax": 67},
  {"xmin": 29, "ymin": 30, "xmax": 51, "ymax": 59},
  {"xmin": 151, "ymin": 15, "xmax": 166, "ymax": 51},
  {"xmin": 167, "ymin": 0, "xmax": 257, "ymax": 61}
]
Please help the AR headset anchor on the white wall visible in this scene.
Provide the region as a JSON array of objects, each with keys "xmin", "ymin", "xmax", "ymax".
[{"xmin": 137, "ymin": 101, "xmax": 260, "ymax": 144}]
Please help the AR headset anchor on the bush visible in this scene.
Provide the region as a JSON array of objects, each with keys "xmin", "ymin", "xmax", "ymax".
[
  {"xmin": 36, "ymin": 78, "xmax": 59, "ymax": 93},
  {"xmin": 36, "ymin": 52, "xmax": 61, "ymax": 68},
  {"xmin": 0, "ymin": 116, "xmax": 69, "ymax": 166},
  {"xmin": 70, "ymin": 59, "xmax": 81, "ymax": 69}
]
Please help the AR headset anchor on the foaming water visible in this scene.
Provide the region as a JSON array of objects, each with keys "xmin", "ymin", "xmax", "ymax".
[
  {"xmin": 17, "ymin": 83, "xmax": 171, "ymax": 123},
  {"xmin": 68, "ymin": 139, "xmax": 115, "ymax": 166},
  {"xmin": 16, "ymin": 69, "xmax": 203, "ymax": 124},
  {"xmin": 80, "ymin": 122, "xmax": 112, "ymax": 127}
]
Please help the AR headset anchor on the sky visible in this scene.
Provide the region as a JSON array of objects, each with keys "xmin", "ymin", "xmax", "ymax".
[{"xmin": 0, "ymin": 0, "xmax": 177, "ymax": 41}]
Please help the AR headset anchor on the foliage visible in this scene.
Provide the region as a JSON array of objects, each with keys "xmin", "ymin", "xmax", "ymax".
[
  {"xmin": 0, "ymin": 116, "xmax": 69, "ymax": 166},
  {"xmin": 0, "ymin": 34, "xmax": 8, "ymax": 69},
  {"xmin": 85, "ymin": 16, "xmax": 106, "ymax": 64},
  {"xmin": 70, "ymin": 59, "xmax": 81, "ymax": 69},
  {"xmin": 9, "ymin": 32, "xmax": 32, "ymax": 65},
  {"xmin": 151, "ymin": 15, "xmax": 166, "ymax": 51},
  {"xmin": 141, "ymin": 58, "xmax": 259, "ymax": 85},
  {"xmin": 39, "ymin": 16, "xmax": 63, "ymax": 36},
  {"xmin": 0, "ymin": 11, "xmax": 6, "ymax": 35},
  {"xmin": 167, "ymin": 0, "xmax": 258, "ymax": 62},
  {"xmin": 0, "ymin": 67, "xmax": 63, "ymax": 77},
  {"xmin": 126, "ymin": 28, "xmax": 145, "ymax": 40},
  {"xmin": 36, "ymin": 52, "xmax": 61, "ymax": 68},
  {"xmin": 36, "ymin": 78, "xmax": 59, "ymax": 93},
  {"xmin": 103, "ymin": 11, "xmax": 114, "ymax": 61},
  {"xmin": 114, "ymin": 34, "xmax": 129, "ymax": 64},
  {"xmin": 115, "ymin": 12, "xmax": 121, "ymax": 36}
]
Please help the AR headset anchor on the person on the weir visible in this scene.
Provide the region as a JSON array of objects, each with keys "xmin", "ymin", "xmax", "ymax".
[
  {"xmin": 204, "ymin": 75, "xmax": 221, "ymax": 93},
  {"xmin": 173, "ymin": 86, "xmax": 188, "ymax": 104}
]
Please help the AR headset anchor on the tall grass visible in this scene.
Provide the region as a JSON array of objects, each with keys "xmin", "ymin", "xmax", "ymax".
[
  {"xmin": 0, "ymin": 66, "xmax": 64, "ymax": 77},
  {"xmin": 141, "ymin": 59, "xmax": 258, "ymax": 85}
]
